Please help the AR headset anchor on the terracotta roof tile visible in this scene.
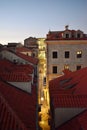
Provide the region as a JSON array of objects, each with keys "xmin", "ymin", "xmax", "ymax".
[
  {"xmin": 53, "ymin": 95, "xmax": 87, "ymax": 108},
  {"xmin": 0, "ymin": 80, "xmax": 37, "ymax": 129},
  {"xmin": 49, "ymin": 67, "xmax": 87, "ymax": 95},
  {"xmin": 16, "ymin": 47, "xmax": 32, "ymax": 52},
  {"xmin": 49, "ymin": 67, "xmax": 87, "ymax": 130},
  {"xmin": 0, "ymin": 72, "xmax": 32, "ymax": 82},
  {"xmin": 16, "ymin": 52, "xmax": 38, "ymax": 65},
  {"xmin": 0, "ymin": 59, "xmax": 34, "ymax": 74},
  {"xmin": 11, "ymin": 64, "xmax": 34, "ymax": 74},
  {"xmin": 46, "ymin": 29, "xmax": 87, "ymax": 40}
]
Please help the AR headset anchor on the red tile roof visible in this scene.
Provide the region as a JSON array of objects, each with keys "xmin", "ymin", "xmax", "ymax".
[
  {"xmin": 46, "ymin": 29, "xmax": 87, "ymax": 40},
  {"xmin": 0, "ymin": 80, "xmax": 37, "ymax": 129},
  {"xmin": 16, "ymin": 47, "xmax": 33, "ymax": 52},
  {"xmin": 16, "ymin": 52, "xmax": 38, "ymax": 65},
  {"xmin": 49, "ymin": 67, "xmax": 87, "ymax": 95},
  {"xmin": 0, "ymin": 59, "xmax": 34, "ymax": 74},
  {"xmin": 0, "ymin": 59, "xmax": 13, "ymax": 67},
  {"xmin": 53, "ymin": 95, "xmax": 87, "ymax": 108},
  {"xmin": 11, "ymin": 64, "xmax": 34, "ymax": 74},
  {"xmin": 49, "ymin": 67, "xmax": 87, "ymax": 130},
  {"xmin": 0, "ymin": 72, "xmax": 32, "ymax": 82}
]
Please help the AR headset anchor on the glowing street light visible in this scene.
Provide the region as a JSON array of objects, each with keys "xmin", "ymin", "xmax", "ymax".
[{"xmin": 41, "ymin": 97, "xmax": 44, "ymax": 101}]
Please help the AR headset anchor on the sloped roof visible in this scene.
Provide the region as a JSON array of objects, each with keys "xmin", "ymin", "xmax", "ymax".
[
  {"xmin": 0, "ymin": 59, "xmax": 13, "ymax": 67},
  {"xmin": 0, "ymin": 72, "xmax": 32, "ymax": 82},
  {"xmin": 53, "ymin": 95, "xmax": 87, "ymax": 108},
  {"xmin": 16, "ymin": 52, "xmax": 38, "ymax": 65},
  {"xmin": 49, "ymin": 67, "xmax": 87, "ymax": 96},
  {"xmin": 56, "ymin": 111, "xmax": 87, "ymax": 130},
  {"xmin": 0, "ymin": 49, "xmax": 38, "ymax": 65},
  {"xmin": 46, "ymin": 29, "xmax": 87, "ymax": 40},
  {"xmin": 49, "ymin": 67, "xmax": 87, "ymax": 129},
  {"xmin": 16, "ymin": 47, "xmax": 32, "ymax": 52},
  {"xmin": 11, "ymin": 64, "xmax": 34, "ymax": 74},
  {"xmin": 0, "ymin": 59, "xmax": 34, "ymax": 74},
  {"xmin": 0, "ymin": 80, "xmax": 37, "ymax": 129}
]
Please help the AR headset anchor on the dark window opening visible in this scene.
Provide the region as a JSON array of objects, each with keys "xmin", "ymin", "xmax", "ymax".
[
  {"xmin": 53, "ymin": 66, "xmax": 57, "ymax": 73},
  {"xmin": 32, "ymin": 53, "xmax": 35, "ymax": 57},
  {"xmin": 77, "ymin": 65, "xmax": 81, "ymax": 70},
  {"xmin": 65, "ymin": 51, "xmax": 70, "ymax": 58},
  {"xmin": 66, "ymin": 34, "xmax": 69, "ymax": 38},
  {"xmin": 53, "ymin": 51, "xmax": 58, "ymax": 58},
  {"xmin": 77, "ymin": 33, "xmax": 81, "ymax": 38},
  {"xmin": 43, "ymin": 77, "xmax": 46, "ymax": 86}
]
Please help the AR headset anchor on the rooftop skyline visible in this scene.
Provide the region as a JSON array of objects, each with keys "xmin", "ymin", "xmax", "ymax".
[{"xmin": 0, "ymin": 0, "xmax": 87, "ymax": 44}]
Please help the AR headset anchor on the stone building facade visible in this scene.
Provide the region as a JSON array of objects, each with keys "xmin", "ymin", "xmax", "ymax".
[
  {"xmin": 24, "ymin": 37, "xmax": 38, "ymax": 57},
  {"xmin": 45, "ymin": 26, "xmax": 87, "ymax": 81}
]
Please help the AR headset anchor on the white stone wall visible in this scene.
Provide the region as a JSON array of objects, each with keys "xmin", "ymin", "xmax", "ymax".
[
  {"xmin": 0, "ymin": 50, "xmax": 35, "ymax": 66},
  {"xmin": 46, "ymin": 40, "xmax": 87, "ymax": 80},
  {"xmin": 21, "ymin": 52, "xmax": 32, "ymax": 56},
  {"xmin": 8, "ymin": 81, "xmax": 32, "ymax": 93},
  {"xmin": 55, "ymin": 107, "xmax": 86, "ymax": 128},
  {"xmin": 1, "ymin": 50, "xmax": 26, "ymax": 64}
]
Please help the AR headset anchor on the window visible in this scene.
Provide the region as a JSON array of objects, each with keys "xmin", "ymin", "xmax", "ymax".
[
  {"xmin": 77, "ymin": 51, "xmax": 82, "ymax": 58},
  {"xmin": 77, "ymin": 65, "xmax": 81, "ymax": 70},
  {"xmin": 77, "ymin": 33, "xmax": 81, "ymax": 38},
  {"xmin": 43, "ymin": 77, "xmax": 46, "ymax": 86},
  {"xmin": 64, "ymin": 65, "xmax": 69, "ymax": 69},
  {"xmin": 66, "ymin": 34, "xmax": 69, "ymax": 38},
  {"xmin": 52, "ymin": 51, "xmax": 58, "ymax": 58},
  {"xmin": 53, "ymin": 66, "xmax": 57, "ymax": 73},
  {"xmin": 65, "ymin": 51, "xmax": 70, "ymax": 58}
]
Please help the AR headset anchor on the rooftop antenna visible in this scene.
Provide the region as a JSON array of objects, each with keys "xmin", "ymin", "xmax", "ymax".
[{"xmin": 65, "ymin": 25, "xmax": 69, "ymax": 30}]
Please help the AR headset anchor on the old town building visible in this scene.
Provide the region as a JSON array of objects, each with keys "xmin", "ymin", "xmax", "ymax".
[
  {"xmin": 45, "ymin": 26, "xmax": 87, "ymax": 81},
  {"xmin": 49, "ymin": 68, "xmax": 87, "ymax": 130},
  {"xmin": 0, "ymin": 58, "xmax": 38, "ymax": 130},
  {"xmin": 24, "ymin": 37, "xmax": 38, "ymax": 57}
]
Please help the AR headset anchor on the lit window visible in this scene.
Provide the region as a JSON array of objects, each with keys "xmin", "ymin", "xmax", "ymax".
[
  {"xmin": 65, "ymin": 51, "xmax": 70, "ymax": 58},
  {"xmin": 77, "ymin": 51, "xmax": 82, "ymax": 58},
  {"xmin": 77, "ymin": 65, "xmax": 81, "ymax": 70},
  {"xmin": 64, "ymin": 65, "xmax": 69, "ymax": 69},
  {"xmin": 53, "ymin": 66, "xmax": 57, "ymax": 73},
  {"xmin": 52, "ymin": 51, "xmax": 58, "ymax": 58}
]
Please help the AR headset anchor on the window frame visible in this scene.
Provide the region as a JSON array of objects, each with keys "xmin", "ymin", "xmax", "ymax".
[
  {"xmin": 52, "ymin": 51, "xmax": 58, "ymax": 58},
  {"xmin": 77, "ymin": 33, "xmax": 81, "ymax": 38},
  {"xmin": 77, "ymin": 65, "xmax": 81, "ymax": 70},
  {"xmin": 65, "ymin": 51, "xmax": 70, "ymax": 58},
  {"xmin": 77, "ymin": 51, "xmax": 82, "ymax": 58},
  {"xmin": 52, "ymin": 66, "xmax": 57, "ymax": 74},
  {"xmin": 64, "ymin": 64, "xmax": 69, "ymax": 70},
  {"xmin": 66, "ymin": 33, "xmax": 69, "ymax": 38}
]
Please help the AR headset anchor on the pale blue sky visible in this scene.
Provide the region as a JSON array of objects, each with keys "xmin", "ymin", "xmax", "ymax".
[{"xmin": 0, "ymin": 0, "xmax": 87, "ymax": 44}]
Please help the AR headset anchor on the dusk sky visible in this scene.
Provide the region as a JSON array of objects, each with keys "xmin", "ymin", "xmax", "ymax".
[{"xmin": 0, "ymin": 0, "xmax": 87, "ymax": 44}]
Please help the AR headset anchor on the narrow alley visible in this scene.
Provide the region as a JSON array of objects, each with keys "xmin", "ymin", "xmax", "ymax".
[{"xmin": 39, "ymin": 99, "xmax": 50, "ymax": 130}]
